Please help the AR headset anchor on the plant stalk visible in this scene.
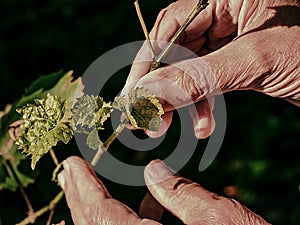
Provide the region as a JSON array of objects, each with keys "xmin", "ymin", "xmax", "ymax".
[
  {"xmin": 150, "ymin": 0, "xmax": 209, "ymax": 71},
  {"xmin": 50, "ymin": 148, "xmax": 59, "ymax": 166},
  {"xmin": 91, "ymin": 123, "xmax": 126, "ymax": 166},
  {"xmin": 6, "ymin": 161, "xmax": 35, "ymax": 219},
  {"xmin": 16, "ymin": 190, "xmax": 64, "ymax": 225},
  {"xmin": 46, "ymin": 209, "xmax": 55, "ymax": 225},
  {"xmin": 134, "ymin": 0, "xmax": 155, "ymax": 59}
]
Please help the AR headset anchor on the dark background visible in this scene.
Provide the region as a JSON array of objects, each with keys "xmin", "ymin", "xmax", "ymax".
[{"xmin": 0, "ymin": 0, "xmax": 299, "ymax": 224}]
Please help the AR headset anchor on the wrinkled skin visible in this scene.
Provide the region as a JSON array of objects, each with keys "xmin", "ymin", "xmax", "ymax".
[
  {"xmin": 58, "ymin": 156, "xmax": 270, "ymax": 225},
  {"xmin": 124, "ymin": 0, "xmax": 300, "ymax": 139},
  {"xmin": 59, "ymin": 0, "xmax": 299, "ymax": 224}
]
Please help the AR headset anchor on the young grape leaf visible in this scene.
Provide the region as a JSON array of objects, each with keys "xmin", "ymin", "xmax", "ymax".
[
  {"xmin": 0, "ymin": 71, "xmax": 83, "ymax": 137},
  {"xmin": 72, "ymin": 95, "xmax": 112, "ymax": 130},
  {"xmin": 0, "ymin": 70, "xmax": 83, "ymax": 189},
  {"xmin": 113, "ymin": 87, "xmax": 164, "ymax": 131},
  {"xmin": 15, "ymin": 93, "xmax": 73, "ymax": 170}
]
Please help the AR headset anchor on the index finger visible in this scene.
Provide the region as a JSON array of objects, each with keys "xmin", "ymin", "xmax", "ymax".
[
  {"xmin": 125, "ymin": 0, "xmax": 213, "ymax": 88},
  {"xmin": 144, "ymin": 159, "xmax": 270, "ymax": 225}
]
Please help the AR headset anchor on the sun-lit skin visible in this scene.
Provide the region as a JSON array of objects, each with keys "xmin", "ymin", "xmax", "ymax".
[
  {"xmin": 126, "ymin": 0, "xmax": 299, "ymax": 139},
  {"xmin": 58, "ymin": 156, "xmax": 270, "ymax": 225},
  {"xmin": 58, "ymin": 0, "xmax": 299, "ymax": 224}
]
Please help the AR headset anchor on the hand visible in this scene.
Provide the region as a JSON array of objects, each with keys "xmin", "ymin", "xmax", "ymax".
[
  {"xmin": 58, "ymin": 156, "xmax": 270, "ymax": 225},
  {"xmin": 124, "ymin": 0, "xmax": 300, "ymax": 138}
]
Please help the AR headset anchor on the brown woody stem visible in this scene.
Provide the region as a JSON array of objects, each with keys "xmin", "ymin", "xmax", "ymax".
[
  {"xmin": 134, "ymin": 0, "xmax": 155, "ymax": 59},
  {"xmin": 17, "ymin": 190, "xmax": 64, "ymax": 225},
  {"xmin": 151, "ymin": 0, "xmax": 209, "ymax": 71},
  {"xmin": 91, "ymin": 123, "xmax": 126, "ymax": 166},
  {"xmin": 50, "ymin": 148, "xmax": 59, "ymax": 166},
  {"xmin": 6, "ymin": 161, "xmax": 35, "ymax": 220}
]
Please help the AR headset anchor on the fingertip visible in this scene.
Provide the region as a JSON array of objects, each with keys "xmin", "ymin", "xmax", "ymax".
[
  {"xmin": 57, "ymin": 172, "xmax": 65, "ymax": 190},
  {"xmin": 146, "ymin": 159, "xmax": 163, "ymax": 167},
  {"xmin": 190, "ymin": 98, "xmax": 215, "ymax": 139},
  {"xmin": 64, "ymin": 156, "xmax": 87, "ymax": 167},
  {"xmin": 194, "ymin": 115, "xmax": 215, "ymax": 139},
  {"xmin": 144, "ymin": 159, "xmax": 175, "ymax": 186}
]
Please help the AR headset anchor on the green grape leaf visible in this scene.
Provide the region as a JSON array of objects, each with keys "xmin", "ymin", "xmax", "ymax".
[
  {"xmin": 112, "ymin": 95, "xmax": 127, "ymax": 112},
  {"xmin": 72, "ymin": 95, "xmax": 112, "ymax": 130},
  {"xmin": 0, "ymin": 70, "xmax": 83, "ymax": 188},
  {"xmin": 113, "ymin": 87, "xmax": 164, "ymax": 131},
  {"xmin": 49, "ymin": 70, "xmax": 84, "ymax": 118},
  {"xmin": 15, "ymin": 93, "xmax": 73, "ymax": 170},
  {"xmin": 131, "ymin": 98, "xmax": 163, "ymax": 131},
  {"xmin": 0, "ymin": 70, "xmax": 83, "ymax": 136},
  {"xmin": 0, "ymin": 174, "xmax": 18, "ymax": 191},
  {"xmin": 87, "ymin": 129, "xmax": 103, "ymax": 150}
]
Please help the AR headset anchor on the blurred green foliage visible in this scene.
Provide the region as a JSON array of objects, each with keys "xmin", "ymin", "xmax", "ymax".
[{"xmin": 0, "ymin": 0, "xmax": 299, "ymax": 224}]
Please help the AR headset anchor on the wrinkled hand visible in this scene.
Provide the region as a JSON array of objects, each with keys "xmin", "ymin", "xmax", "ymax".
[
  {"xmin": 124, "ymin": 0, "xmax": 300, "ymax": 138},
  {"xmin": 58, "ymin": 156, "xmax": 270, "ymax": 225}
]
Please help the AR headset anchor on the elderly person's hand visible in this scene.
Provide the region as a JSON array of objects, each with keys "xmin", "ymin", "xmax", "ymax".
[
  {"xmin": 58, "ymin": 156, "xmax": 270, "ymax": 225},
  {"xmin": 124, "ymin": 0, "xmax": 300, "ymax": 138}
]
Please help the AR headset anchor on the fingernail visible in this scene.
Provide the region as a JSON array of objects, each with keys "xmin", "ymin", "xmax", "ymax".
[
  {"xmin": 194, "ymin": 118, "xmax": 213, "ymax": 139},
  {"xmin": 195, "ymin": 127, "xmax": 209, "ymax": 139},
  {"xmin": 62, "ymin": 159, "xmax": 70, "ymax": 174},
  {"xmin": 58, "ymin": 174, "xmax": 65, "ymax": 189},
  {"xmin": 145, "ymin": 160, "xmax": 176, "ymax": 185}
]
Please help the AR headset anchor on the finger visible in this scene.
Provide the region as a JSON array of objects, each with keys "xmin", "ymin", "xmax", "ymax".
[
  {"xmin": 136, "ymin": 27, "xmax": 294, "ymax": 109},
  {"xmin": 144, "ymin": 159, "xmax": 217, "ymax": 224},
  {"xmin": 53, "ymin": 221, "xmax": 65, "ymax": 225},
  {"xmin": 139, "ymin": 192, "xmax": 164, "ymax": 221},
  {"xmin": 58, "ymin": 156, "xmax": 161, "ymax": 225},
  {"xmin": 134, "ymin": 59, "xmax": 217, "ymax": 111},
  {"xmin": 144, "ymin": 159, "xmax": 270, "ymax": 225},
  {"xmin": 189, "ymin": 97, "xmax": 215, "ymax": 139},
  {"xmin": 125, "ymin": 50, "xmax": 153, "ymax": 88},
  {"xmin": 58, "ymin": 156, "xmax": 111, "ymax": 224},
  {"xmin": 58, "ymin": 156, "xmax": 111, "ymax": 205},
  {"xmin": 125, "ymin": 0, "xmax": 213, "ymax": 89},
  {"xmin": 150, "ymin": 0, "xmax": 212, "ymax": 48}
]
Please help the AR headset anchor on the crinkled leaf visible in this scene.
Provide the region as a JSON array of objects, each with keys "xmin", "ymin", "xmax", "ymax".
[
  {"xmin": 131, "ymin": 98, "xmax": 162, "ymax": 131},
  {"xmin": 15, "ymin": 93, "xmax": 73, "ymax": 170},
  {"xmin": 0, "ymin": 71, "xmax": 83, "ymax": 136},
  {"xmin": 113, "ymin": 87, "xmax": 164, "ymax": 131},
  {"xmin": 72, "ymin": 95, "xmax": 112, "ymax": 130},
  {"xmin": 49, "ymin": 70, "xmax": 84, "ymax": 118},
  {"xmin": 94, "ymin": 102, "xmax": 113, "ymax": 128},
  {"xmin": 0, "ymin": 70, "xmax": 83, "ymax": 187},
  {"xmin": 113, "ymin": 95, "xmax": 127, "ymax": 112}
]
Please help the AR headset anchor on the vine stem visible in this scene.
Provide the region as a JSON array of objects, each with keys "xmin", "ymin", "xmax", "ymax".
[
  {"xmin": 16, "ymin": 190, "xmax": 64, "ymax": 225},
  {"xmin": 19, "ymin": 186, "xmax": 35, "ymax": 221},
  {"xmin": 91, "ymin": 123, "xmax": 126, "ymax": 166},
  {"xmin": 134, "ymin": 0, "xmax": 155, "ymax": 59},
  {"xmin": 150, "ymin": 0, "xmax": 209, "ymax": 71},
  {"xmin": 46, "ymin": 209, "xmax": 55, "ymax": 225},
  {"xmin": 6, "ymin": 161, "xmax": 35, "ymax": 221},
  {"xmin": 50, "ymin": 148, "xmax": 59, "ymax": 166}
]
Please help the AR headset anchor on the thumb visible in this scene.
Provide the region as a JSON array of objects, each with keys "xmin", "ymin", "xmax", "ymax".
[
  {"xmin": 58, "ymin": 157, "xmax": 161, "ymax": 225},
  {"xmin": 144, "ymin": 159, "xmax": 271, "ymax": 225},
  {"xmin": 57, "ymin": 156, "xmax": 111, "ymax": 225},
  {"xmin": 135, "ymin": 27, "xmax": 298, "ymax": 107},
  {"xmin": 135, "ymin": 60, "xmax": 218, "ymax": 139}
]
